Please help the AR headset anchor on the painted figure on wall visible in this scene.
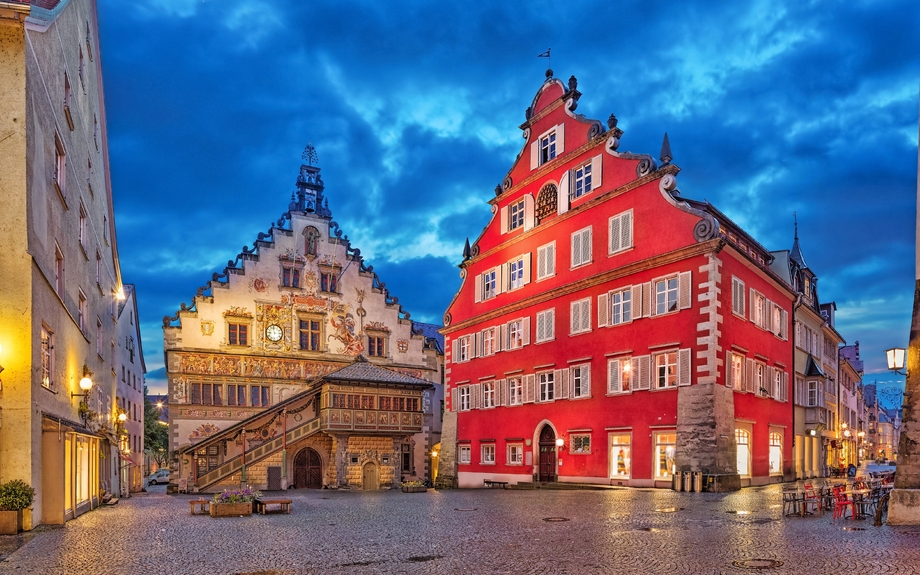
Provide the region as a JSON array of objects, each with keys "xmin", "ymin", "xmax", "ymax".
[{"xmin": 329, "ymin": 307, "xmax": 364, "ymax": 356}]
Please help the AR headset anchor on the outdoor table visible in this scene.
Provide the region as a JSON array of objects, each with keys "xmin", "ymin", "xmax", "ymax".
[{"xmin": 843, "ymin": 489, "xmax": 871, "ymax": 519}]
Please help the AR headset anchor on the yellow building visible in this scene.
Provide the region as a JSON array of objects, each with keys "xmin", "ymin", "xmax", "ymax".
[{"xmin": 0, "ymin": 0, "xmax": 139, "ymax": 527}]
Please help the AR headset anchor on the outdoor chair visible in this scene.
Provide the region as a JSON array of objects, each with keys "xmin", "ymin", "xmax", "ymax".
[
  {"xmin": 832, "ymin": 485, "xmax": 856, "ymax": 520},
  {"xmin": 782, "ymin": 488, "xmax": 802, "ymax": 517},
  {"xmin": 802, "ymin": 483, "xmax": 821, "ymax": 515}
]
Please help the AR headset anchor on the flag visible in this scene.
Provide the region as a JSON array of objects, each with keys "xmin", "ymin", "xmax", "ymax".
[{"xmin": 537, "ymin": 49, "xmax": 551, "ymax": 58}]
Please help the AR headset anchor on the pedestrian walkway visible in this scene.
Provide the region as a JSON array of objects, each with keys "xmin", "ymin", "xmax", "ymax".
[{"xmin": 1, "ymin": 484, "xmax": 919, "ymax": 574}]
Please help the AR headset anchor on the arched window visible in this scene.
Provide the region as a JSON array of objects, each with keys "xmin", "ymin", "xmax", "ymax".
[
  {"xmin": 735, "ymin": 428, "xmax": 751, "ymax": 477},
  {"xmin": 769, "ymin": 432, "xmax": 782, "ymax": 475},
  {"xmin": 304, "ymin": 226, "xmax": 321, "ymax": 257},
  {"xmin": 535, "ymin": 183, "xmax": 557, "ymax": 223}
]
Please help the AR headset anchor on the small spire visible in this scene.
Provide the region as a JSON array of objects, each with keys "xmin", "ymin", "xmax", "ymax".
[
  {"xmin": 463, "ymin": 238, "xmax": 471, "ymax": 260},
  {"xmin": 794, "ymin": 211, "xmax": 798, "ymax": 240},
  {"xmin": 660, "ymin": 132, "xmax": 672, "ymax": 164}
]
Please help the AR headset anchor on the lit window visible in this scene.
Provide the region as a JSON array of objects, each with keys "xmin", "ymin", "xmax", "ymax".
[
  {"xmin": 654, "ymin": 432, "xmax": 677, "ymax": 480},
  {"xmin": 611, "ymin": 434, "xmax": 631, "ymax": 478},
  {"xmin": 728, "ymin": 353, "xmax": 744, "ymax": 391},
  {"xmin": 655, "ymin": 351, "xmax": 677, "ymax": 388},
  {"xmin": 571, "ymin": 434, "xmax": 591, "ymax": 454},
  {"xmin": 41, "ymin": 328, "xmax": 53, "ymax": 389},
  {"xmin": 607, "ymin": 358, "xmax": 632, "ymax": 394},
  {"xmin": 769, "ymin": 432, "xmax": 782, "ymax": 475},
  {"xmin": 736, "ymin": 429, "xmax": 751, "ymax": 477}
]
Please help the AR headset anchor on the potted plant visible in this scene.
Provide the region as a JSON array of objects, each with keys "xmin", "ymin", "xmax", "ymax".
[
  {"xmin": 0, "ymin": 479, "xmax": 35, "ymax": 534},
  {"xmin": 209, "ymin": 486, "xmax": 261, "ymax": 517},
  {"xmin": 401, "ymin": 480, "xmax": 428, "ymax": 493}
]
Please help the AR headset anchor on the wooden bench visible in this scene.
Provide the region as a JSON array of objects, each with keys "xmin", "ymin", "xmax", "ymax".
[
  {"xmin": 254, "ymin": 498, "xmax": 292, "ymax": 515},
  {"xmin": 484, "ymin": 480, "xmax": 508, "ymax": 489},
  {"xmin": 189, "ymin": 499, "xmax": 210, "ymax": 515}
]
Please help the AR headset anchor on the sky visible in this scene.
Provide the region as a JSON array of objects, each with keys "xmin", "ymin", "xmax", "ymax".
[{"xmin": 96, "ymin": 0, "xmax": 919, "ymax": 404}]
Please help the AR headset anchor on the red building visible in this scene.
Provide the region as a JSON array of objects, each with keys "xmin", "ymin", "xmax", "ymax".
[{"xmin": 441, "ymin": 72, "xmax": 795, "ymax": 490}]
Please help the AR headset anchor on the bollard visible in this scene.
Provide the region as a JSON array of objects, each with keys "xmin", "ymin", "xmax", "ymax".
[
  {"xmin": 672, "ymin": 471, "xmax": 682, "ymax": 491},
  {"xmin": 693, "ymin": 471, "xmax": 702, "ymax": 492},
  {"xmin": 682, "ymin": 470, "xmax": 692, "ymax": 492}
]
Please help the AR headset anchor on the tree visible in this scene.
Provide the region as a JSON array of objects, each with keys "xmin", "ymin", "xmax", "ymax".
[{"xmin": 144, "ymin": 387, "xmax": 169, "ymax": 471}]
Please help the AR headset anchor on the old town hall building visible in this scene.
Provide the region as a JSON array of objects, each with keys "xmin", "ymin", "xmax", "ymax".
[
  {"xmin": 163, "ymin": 151, "xmax": 443, "ymax": 492},
  {"xmin": 440, "ymin": 72, "xmax": 796, "ymax": 490}
]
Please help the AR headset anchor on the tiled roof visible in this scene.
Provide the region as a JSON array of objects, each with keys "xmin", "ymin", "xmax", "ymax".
[
  {"xmin": 412, "ymin": 321, "xmax": 444, "ymax": 353},
  {"xmin": 324, "ymin": 356, "xmax": 433, "ymax": 387},
  {"xmin": 6, "ymin": 0, "xmax": 63, "ymax": 8},
  {"xmin": 804, "ymin": 354, "xmax": 825, "ymax": 377}
]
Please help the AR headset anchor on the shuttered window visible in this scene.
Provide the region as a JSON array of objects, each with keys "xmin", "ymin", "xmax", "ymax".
[
  {"xmin": 610, "ymin": 288, "xmax": 631, "ymax": 325},
  {"xmin": 607, "ymin": 358, "xmax": 632, "ymax": 394},
  {"xmin": 536, "ymin": 309, "xmax": 555, "ymax": 343},
  {"xmin": 732, "ymin": 277, "xmax": 745, "ymax": 317},
  {"xmin": 608, "ymin": 210, "xmax": 633, "ymax": 255},
  {"xmin": 571, "ymin": 364, "xmax": 591, "ymax": 398},
  {"xmin": 571, "ymin": 226, "xmax": 592, "ymax": 268},
  {"xmin": 570, "ymin": 298, "xmax": 591, "ymax": 334},
  {"xmin": 537, "ymin": 242, "xmax": 556, "ymax": 280}
]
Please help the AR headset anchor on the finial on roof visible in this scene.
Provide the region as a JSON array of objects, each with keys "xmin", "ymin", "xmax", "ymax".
[
  {"xmin": 545, "ymin": 68, "xmax": 553, "ymax": 79},
  {"xmin": 607, "ymin": 114, "xmax": 618, "ymax": 130},
  {"xmin": 302, "ymin": 143, "xmax": 319, "ymax": 166},
  {"xmin": 568, "ymin": 75, "xmax": 577, "ymax": 91},
  {"xmin": 463, "ymin": 238, "xmax": 471, "ymax": 260},
  {"xmin": 660, "ymin": 132, "xmax": 672, "ymax": 165}
]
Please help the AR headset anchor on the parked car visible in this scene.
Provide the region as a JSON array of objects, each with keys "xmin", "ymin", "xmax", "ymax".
[{"xmin": 146, "ymin": 469, "xmax": 170, "ymax": 485}]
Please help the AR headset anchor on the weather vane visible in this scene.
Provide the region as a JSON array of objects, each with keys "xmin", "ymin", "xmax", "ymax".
[
  {"xmin": 302, "ymin": 143, "xmax": 318, "ymax": 166},
  {"xmin": 538, "ymin": 48, "xmax": 551, "ymax": 70}
]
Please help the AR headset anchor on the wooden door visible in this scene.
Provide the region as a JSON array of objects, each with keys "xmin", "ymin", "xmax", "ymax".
[
  {"xmin": 539, "ymin": 426, "xmax": 556, "ymax": 482},
  {"xmin": 293, "ymin": 448, "xmax": 323, "ymax": 489},
  {"xmin": 362, "ymin": 462, "xmax": 379, "ymax": 490}
]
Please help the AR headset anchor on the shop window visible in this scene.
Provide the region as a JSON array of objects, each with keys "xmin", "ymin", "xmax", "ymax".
[
  {"xmin": 769, "ymin": 432, "xmax": 782, "ymax": 475},
  {"xmin": 610, "ymin": 434, "xmax": 631, "ymax": 479},
  {"xmin": 736, "ymin": 428, "xmax": 751, "ymax": 477},
  {"xmin": 654, "ymin": 432, "xmax": 676, "ymax": 480}
]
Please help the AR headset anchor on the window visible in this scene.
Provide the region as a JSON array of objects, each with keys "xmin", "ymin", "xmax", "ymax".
[
  {"xmin": 41, "ymin": 328, "xmax": 53, "ymax": 389},
  {"xmin": 482, "ymin": 268, "xmax": 497, "ymax": 300},
  {"xmin": 507, "ymin": 319, "xmax": 524, "ymax": 349},
  {"xmin": 456, "ymin": 335, "xmax": 471, "ymax": 362},
  {"xmin": 509, "ymin": 199, "xmax": 525, "ymax": 231},
  {"xmin": 655, "ymin": 276, "xmax": 678, "ymax": 315},
  {"xmin": 508, "ymin": 377, "xmax": 523, "ymax": 406},
  {"xmin": 654, "ymin": 351, "xmax": 677, "ymax": 388},
  {"xmin": 481, "ymin": 328, "xmax": 495, "ymax": 356},
  {"xmin": 539, "ymin": 129, "xmax": 556, "ymax": 165},
  {"xmin": 608, "ymin": 210, "xmax": 633, "ymax": 255},
  {"xmin": 508, "ymin": 257, "xmax": 525, "ymax": 290},
  {"xmin": 320, "ymin": 270, "xmax": 338, "ymax": 293},
  {"xmin": 535, "ymin": 309, "xmax": 554, "ymax": 343},
  {"xmin": 402, "ymin": 443, "xmax": 412, "ymax": 473},
  {"xmin": 571, "ymin": 434, "xmax": 591, "ymax": 454},
  {"xmin": 195, "ymin": 445, "xmax": 220, "ymax": 474},
  {"xmin": 78, "ymin": 290, "xmax": 87, "ymax": 332},
  {"xmin": 537, "ymin": 242, "xmax": 556, "ymax": 280},
  {"xmin": 78, "ymin": 46, "xmax": 85, "ymax": 86},
  {"xmin": 732, "ymin": 277, "xmax": 745, "ymax": 317},
  {"xmin": 481, "ymin": 444, "xmax": 496, "ymax": 465},
  {"xmin": 736, "ymin": 428, "xmax": 751, "ymax": 477},
  {"xmin": 573, "ymin": 162, "xmax": 593, "ymax": 199},
  {"xmin": 95, "ymin": 319, "xmax": 102, "ymax": 356},
  {"xmin": 807, "ymin": 380, "xmax": 819, "ymax": 407},
  {"xmin": 63, "ymin": 73, "xmax": 73, "ymax": 130},
  {"xmin": 570, "ymin": 298, "xmax": 590, "ymax": 334},
  {"xmin": 773, "ymin": 369, "xmax": 785, "ymax": 402},
  {"xmin": 607, "ymin": 358, "xmax": 632, "ymax": 394},
  {"xmin": 769, "ymin": 432, "xmax": 782, "ymax": 475},
  {"xmin": 751, "ymin": 290, "xmax": 766, "ymax": 327},
  {"xmin": 459, "ymin": 445, "xmax": 471, "ymax": 464},
  {"xmin": 755, "ymin": 362, "xmax": 766, "ymax": 395},
  {"xmin": 79, "ymin": 204, "xmax": 87, "ymax": 250},
  {"xmin": 54, "ymin": 246, "xmax": 64, "ymax": 294},
  {"xmin": 508, "ymin": 443, "xmax": 524, "ymax": 465},
  {"xmin": 227, "ymin": 322, "xmax": 249, "ymax": 346},
  {"xmin": 299, "ymin": 317, "xmax": 322, "ymax": 351},
  {"xmin": 654, "ymin": 432, "xmax": 676, "ymax": 480},
  {"xmin": 482, "ymin": 381, "xmax": 495, "ymax": 408},
  {"xmin": 282, "ymin": 265, "xmax": 301, "ymax": 288},
  {"xmin": 727, "ymin": 352, "xmax": 744, "ymax": 390},
  {"xmin": 367, "ymin": 334, "xmax": 386, "ymax": 357},
  {"xmin": 610, "ymin": 434, "xmax": 631, "ymax": 478},
  {"xmin": 538, "ymin": 371, "xmax": 554, "ymax": 402},
  {"xmin": 190, "ymin": 383, "xmax": 222, "ymax": 406},
  {"xmin": 610, "ymin": 288, "xmax": 631, "ymax": 325},
  {"xmin": 250, "ymin": 385, "xmax": 270, "ymax": 407},
  {"xmin": 458, "ymin": 386, "xmax": 470, "ymax": 411},
  {"xmin": 95, "ymin": 251, "xmax": 102, "ymax": 285},
  {"xmin": 571, "ymin": 364, "xmax": 590, "ymax": 398},
  {"xmin": 571, "ymin": 226, "xmax": 592, "ymax": 268},
  {"xmin": 54, "ymin": 134, "xmax": 66, "ymax": 196}
]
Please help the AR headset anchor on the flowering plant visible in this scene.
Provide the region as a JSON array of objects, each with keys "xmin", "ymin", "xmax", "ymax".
[
  {"xmin": 212, "ymin": 486, "xmax": 261, "ymax": 504},
  {"xmin": 401, "ymin": 480, "xmax": 426, "ymax": 488}
]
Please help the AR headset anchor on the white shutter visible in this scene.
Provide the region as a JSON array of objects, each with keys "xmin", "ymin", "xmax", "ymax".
[
  {"xmin": 536, "ymin": 312, "xmax": 546, "ymax": 342},
  {"xmin": 471, "ymin": 383, "xmax": 481, "ymax": 409},
  {"xmin": 571, "ymin": 300, "xmax": 581, "ymax": 333},
  {"xmin": 471, "ymin": 333, "xmax": 480, "ymax": 359},
  {"xmin": 678, "ymin": 349, "xmax": 691, "ymax": 386},
  {"xmin": 554, "ymin": 369, "xmax": 564, "ymax": 400},
  {"xmin": 610, "ymin": 215, "xmax": 621, "ymax": 254},
  {"xmin": 496, "ymin": 265, "xmax": 505, "ymax": 295},
  {"xmin": 451, "ymin": 339, "xmax": 458, "ymax": 364},
  {"xmin": 679, "ymin": 271, "xmax": 692, "ymax": 310},
  {"xmin": 451, "ymin": 386, "xmax": 459, "ymax": 412},
  {"xmin": 556, "ymin": 123, "xmax": 565, "ymax": 154},
  {"xmin": 582, "ymin": 364, "xmax": 591, "ymax": 397},
  {"xmin": 546, "ymin": 309, "xmax": 555, "ymax": 340},
  {"xmin": 474, "ymin": 274, "xmax": 482, "ymax": 303},
  {"xmin": 637, "ymin": 355, "xmax": 651, "ymax": 390},
  {"xmin": 522, "ymin": 253, "xmax": 532, "ymax": 286},
  {"xmin": 546, "ymin": 243, "xmax": 556, "ymax": 276},
  {"xmin": 500, "ymin": 206, "xmax": 509, "ymax": 234},
  {"xmin": 780, "ymin": 309, "xmax": 788, "ymax": 340},
  {"xmin": 582, "ymin": 228, "xmax": 591, "ymax": 264},
  {"xmin": 559, "ymin": 369, "xmax": 569, "ymax": 400},
  {"xmin": 496, "ymin": 378, "xmax": 505, "ymax": 407},
  {"xmin": 591, "ymin": 154, "xmax": 602, "ymax": 189},
  {"xmin": 500, "ymin": 323, "xmax": 508, "ymax": 350},
  {"xmin": 523, "ymin": 194, "xmax": 535, "ymax": 231},
  {"xmin": 725, "ymin": 351, "xmax": 733, "ymax": 388},
  {"xmin": 749, "ymin": 288, "xmax": 757, "ymax": 324},
  {"xmin": 631, "ymin": 285, "xmax": 642, "ymax": 319},
  {"xmin": 597, "ymin": 293, "xmax": 608, "ymax": 328},
  {"xmin": 530, "ymin": 141, "xmax": 539, "ymax": 170},
  {"xmin": 745, "ymin": 358, "xmax": 755, "ymax": 393},
  {"xmin": 642, "ymin": 282, "xmax": 652, "ymax": 318},
  {"xmin": 608, "ymin": 359, "xmax": 620, "ymax": 393},
  {"xmin": 571, "ymin": 231, "xmax": 581, "ymax": 268},
  {"xmin": 621, "ymin": 210, "xmax": 632, "ymax": 250},
  {"xmin": 522, "ymin": 316, "xmax": 531, "ymax": 346},
  {"xmin": 537, "ymin": 246, "xmax": 547, "ymax": 279},
  {"xmin": 767, "ymin": 366, "xmax": 775, "ymax": 397},
  {"xmin": 558, "ymin": 171, "xmax": 570, "ymax": 215},
  {"xmin": 524, "ymin": 374, "xmax": 535, "ymax": 403},
  {"xmin": 582, "ymin": 299, "xmax": 591, "ymax": 332},
  {"xmin": 782, "ymin": 372, "xmax": 789, "ymax": 402}
]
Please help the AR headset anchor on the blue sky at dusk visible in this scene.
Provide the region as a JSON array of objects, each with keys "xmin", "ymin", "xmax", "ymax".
[{"xmin": 96, "ymin": 0, "xmax": 919, "ymax": 403}]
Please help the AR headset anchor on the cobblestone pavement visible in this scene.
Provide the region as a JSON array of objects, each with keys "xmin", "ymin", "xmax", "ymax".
[{"xmin": 1, "ymin": 483, "xmax": 919, "ymax": 575}]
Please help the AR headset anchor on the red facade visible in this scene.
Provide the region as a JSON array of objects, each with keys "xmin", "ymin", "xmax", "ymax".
[{"xmin": 442, "ymin": 74, "xmax": 795, "ymax": 490}]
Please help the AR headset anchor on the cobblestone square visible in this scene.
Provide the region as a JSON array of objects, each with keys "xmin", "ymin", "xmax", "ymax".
[{"xmin": 2, "ymin": 484, "xmax": 919, "ymax": 575}]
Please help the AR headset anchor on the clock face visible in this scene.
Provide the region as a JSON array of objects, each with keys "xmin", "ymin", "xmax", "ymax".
[{"xmin": 265, "ymin": 324, "xmax": 284, "ymax": 342}]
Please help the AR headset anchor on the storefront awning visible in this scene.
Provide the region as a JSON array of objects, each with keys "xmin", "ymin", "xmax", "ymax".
[{"xmin": 118, "ymin": 453, "xmax": 136, "ymax": 464}]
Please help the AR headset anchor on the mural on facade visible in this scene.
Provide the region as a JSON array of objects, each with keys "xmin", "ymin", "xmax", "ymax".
[
  {"xmin": 189, "ymin": 423, "xmax": 222, "ymax": 441},
  {"xmin": 329, "ymin": 304, "xmax": 364, "ymax": 356}
]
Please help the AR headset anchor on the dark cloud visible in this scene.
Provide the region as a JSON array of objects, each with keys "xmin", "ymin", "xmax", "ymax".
[{"xmin": 97, "ymin": 0, "xmax": 919, "ymax": 392}]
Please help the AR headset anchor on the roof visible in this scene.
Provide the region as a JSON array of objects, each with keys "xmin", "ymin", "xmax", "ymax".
[
  {"xmin": 769, "ymin": 250, "xmax": 792, "ymax": 284},
  {"xmin": 324, "ymin": 356, "xmax": 433, "ymax": 387},
  {"xmin": 5, "ymin": 0, "xmax": 62, "ymax": 9},
  {"xmin": 412, "ymin": 321, "xmax": 444, "ymax": 353},
  {"xmin": 790, "ymin": 235, "xmax": 808, "ymax": 270},
  {"xmin": 839, "ymin": 344, "xmax": 864, "ymax": 373},
  {"xmin": 804, "ymin": 355, "xmax": 825, "ymax": 377}
]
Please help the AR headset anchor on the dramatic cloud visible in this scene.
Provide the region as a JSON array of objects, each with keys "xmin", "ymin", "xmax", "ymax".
[{"xmin": 97, "ymin": 0, "xmax": 920, "ymax": 400}]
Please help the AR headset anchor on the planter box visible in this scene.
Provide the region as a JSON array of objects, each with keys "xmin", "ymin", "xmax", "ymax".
[
  {"xmin": 0, "ymin": 510, "xmax": 22, "ymax": 534},
  {"xmin": 401, "ymin": 486, "xmax": 428, "ymax": 493},
  {"xmin": 209, "ymin": 502, "xmax": 253, "ymax": 517}
]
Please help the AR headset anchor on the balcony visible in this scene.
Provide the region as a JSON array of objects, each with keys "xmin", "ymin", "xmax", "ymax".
[{"xmin": 321, "ymin": 408, "xmax": 423, "ymax": 433}]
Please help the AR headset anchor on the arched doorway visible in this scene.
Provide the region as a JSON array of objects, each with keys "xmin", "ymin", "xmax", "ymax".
[
  {"xmin": 431, "ymin": 442, "xmax": 441, "ymax": 484},
  {"xmin": 538, "ymin": 426, "xmax": 557, "ymax": 482},
  {"xmin": 293, "ymin": 448, "xmax": 322, "ymax": 489},
  {"xmin": 362, "ymin": 462, "xmax": 379, "ymax": 490}
]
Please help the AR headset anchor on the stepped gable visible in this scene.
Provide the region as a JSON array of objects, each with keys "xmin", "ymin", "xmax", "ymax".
[{"xmin": 324, "ymin": 355, "xmax": 433, "ymax": 387}]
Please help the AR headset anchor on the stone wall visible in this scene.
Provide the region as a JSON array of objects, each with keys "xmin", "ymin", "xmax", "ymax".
[
  {"xmin": 435, "ymin": 411, "xmax": 458, "ymax": 488},
  {"xmin": 343, "ymin": 436, "xmax": 399, "ymax": 488}
]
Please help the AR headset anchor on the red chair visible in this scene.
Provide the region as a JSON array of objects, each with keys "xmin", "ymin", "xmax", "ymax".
[
  {"xmin": 833, "ymin": 485, "xmax": 856, "ymax": 520},
  {"xmin": 803, "ymin": 483, "xmax": 821, "ymax": 515}
]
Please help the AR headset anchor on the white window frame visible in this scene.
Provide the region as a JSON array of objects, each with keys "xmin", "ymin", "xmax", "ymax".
[
  {"xmin": 610, "ymin": 288, "xmax": 632, "ymax": 325},
  {"xmin": 508, "ymin": 377, "xmax": 523, "ymax": 406},
  {"xmin": 539, "ymin": 129, "xmax": 557, "ymax": 165},
  {"xmin": 507, "ymin": 443, "xmax": 524, "ymax": 465},
  {"xmin": 41, "ymin": 327, "xmax": 53, "ymax": 390},
  {"xmin": 654, "ymin": 351, "xmax": 677, "ymax": 389},
  {"xmin": 508, "ymin": 257, "xmax": 525, "ymax": 290},
  {"xmin": 482, "ymin": 381, "xmax": 495, "ymax": 409},
  {"xmin": 607, "ymin": 358, "xmax": 632, "ymax": 394},
  {"xmin": 654, "ymin": 276, "xmax": 679, "ymax": 315},
  {"xmin": 570, "ymin": 298, "xmax": 591, "ymax": 334},
  {"xmin": 535, "ymin": 309, "xmax": 555, "ymax": 343},
  {"xmin": 610, "ymin": 434, "xmax": 631, "ymax": 479},
  {"xmin": 571, "ymin": 226, "xmax": 592, "ymax": 268},
  {"xmin": 570, "ymin": 433, "xmax": 591, "ymax": 454},
  {"xmin": 736, "ymin": 428, "xmax": 751, "ymax": 477},
  {"xmin": 509, "ymin": 199, "xmax": 525, "ymax": 231},
  {"xmin": 571, "ymin": 364, "xmax": 591, "ymax": 399},
  {"xmin": 459, "ymin": 386, "xmax": 471, "ymax": 411},
  {"xmin": 482, "ymin": 269, "xmax": 497, "ymax": 300},
  {"xmin": 769, "ymin": 432, "xmax": 783, "ymax": 476},
  {"xmin": 459, "ymin": 445, "xmax": 471, "ymax": 464},
  {"xmin": 481, "ymin": 444, "xmax": 496, "ymax": 465},
  {"xmin": 536, "ymin": 241, "xmax": 556, "ymax": 280},
  {"xmin": 507, "ymin": 319, "xmax": 524, "ymax": 350},
  {"xmin": 654, "ymin": 432, "xmax": 677, "ymax": 480},
  {"xmin": 457, "ymin": 336, "xmax": 471, "ymax": 363},
  {"xmin": 573, "ymin": 160, "xmax": 592, "ymax": 199},
  {"xmin": 78, "ymin": 289, "xmax": 87, "ymax": 333},
  {"xmin": 728, "ymin": 352, "xmax": 744, "ymax": 391},
  {"xmin": 482, "ymin": 328, "xmax": 495, "ymax": 356},
  {"xmin": 538, "ymin": 371, "xmax": 555, "ymax": 402}
]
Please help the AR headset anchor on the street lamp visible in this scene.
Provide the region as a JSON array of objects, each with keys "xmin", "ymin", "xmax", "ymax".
[
  {"xmin": 71, "ymin": 371, "xmax": 93, "ymax": 400},
  {"xmin": 886, "ymin": 347, "xmax": 908, "ymax": 376}
]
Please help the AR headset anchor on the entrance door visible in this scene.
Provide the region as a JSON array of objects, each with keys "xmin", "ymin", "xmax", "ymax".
[
  {"xmin": 362, "ymin": 462, "xmax": 379, "ymax": 490},
  {"xmin": 538, "ymin": 426, "xmax": 557, "ymax": 482},
  {"xmin": 293, "ymin": 448, "xmax": 322, "ymax": 489}
]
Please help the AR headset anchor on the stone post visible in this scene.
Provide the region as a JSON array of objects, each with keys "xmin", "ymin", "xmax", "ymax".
[{"xmin": 435, "ymin": 411, "xmax": 458, "ymax": 488}]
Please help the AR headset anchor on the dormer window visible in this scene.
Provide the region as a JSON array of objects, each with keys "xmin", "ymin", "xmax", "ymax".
[{"xmin": 530, "ymin": 124, "xmax": 565, "ymax": 170}]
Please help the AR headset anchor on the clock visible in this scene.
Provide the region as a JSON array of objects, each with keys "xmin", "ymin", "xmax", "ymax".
[{"xmin": 265, "ymin": 324, "xmax": 284, "ymax": 342}]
